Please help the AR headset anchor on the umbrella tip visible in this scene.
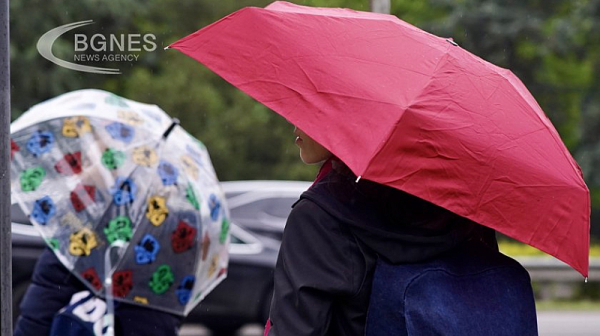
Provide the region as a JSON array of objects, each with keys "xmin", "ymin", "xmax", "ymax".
[
  {"xmin": 585, "ymin": 277, "xmax": 588, "ymax": 283},
  {"xmin": 356, "ymin": 176, "xmax": 362, "ymax": 183},
  {"xmin": 162, "ymin": 118, "xmax": 180, "ymax": 139},
  {"xmin": 164, "ymin": 45, "xmax": 171, "ymax": 50}
]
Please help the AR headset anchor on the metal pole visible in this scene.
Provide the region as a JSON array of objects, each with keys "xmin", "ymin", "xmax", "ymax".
[
  {"xmin": 0, "ymin": 0, "xmax": 11, "ymax": 334},
  {"xmin": 369, "ymin": 0, "xmax": 390, "ymax": 14}
]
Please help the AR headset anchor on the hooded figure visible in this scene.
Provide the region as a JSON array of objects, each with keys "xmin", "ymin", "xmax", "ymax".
[{"xmin": 265, "ymin": 128, "xmax": 497, "ymax": 336}]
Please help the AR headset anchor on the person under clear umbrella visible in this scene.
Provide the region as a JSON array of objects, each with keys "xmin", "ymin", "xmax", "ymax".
[
  {"xmin": 14, "ymin": 247, "xmax": 183, "ymax": 336},
  {"xmin": 11, "ymin": 89, "xmax": 229, "ymax": 336}
]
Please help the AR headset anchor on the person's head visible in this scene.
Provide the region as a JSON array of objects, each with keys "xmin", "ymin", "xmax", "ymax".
[{"xmin": 294, "ymin": 126, "xmax": 332, "ymax": 165}]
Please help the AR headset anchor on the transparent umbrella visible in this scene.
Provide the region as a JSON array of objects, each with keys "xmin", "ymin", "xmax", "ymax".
[{"xmin": 10, "ymin": 89, "xmax": 230, "ymax": 323}]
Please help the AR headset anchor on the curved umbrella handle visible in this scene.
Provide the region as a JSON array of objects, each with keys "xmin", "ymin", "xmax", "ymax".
[{"xmin": 104, "ymin": 240, "xmax": 127, "ymax": 336}]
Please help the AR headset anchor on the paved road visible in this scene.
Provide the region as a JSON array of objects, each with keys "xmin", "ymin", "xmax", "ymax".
[
  {"xmin": 180, "ymin": 311, "xmax": 600, "ymax": 336},
  {"xmin": 537, "ymin": 311, "xmax": 600, "ymax": 336},
  {"xmin": 179, "ymin": 324, "xmax": 263, "ymax": 336}
]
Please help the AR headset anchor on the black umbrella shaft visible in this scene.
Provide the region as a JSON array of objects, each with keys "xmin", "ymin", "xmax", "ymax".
[{"xmin": 0, "ymin": 0, "xmax": 11, "ymax": 335}]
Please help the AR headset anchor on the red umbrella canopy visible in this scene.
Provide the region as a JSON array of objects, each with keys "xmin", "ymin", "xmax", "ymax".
[{"xmin": 169, "ymin": 1, "xmax": 590, "ymax": 276}]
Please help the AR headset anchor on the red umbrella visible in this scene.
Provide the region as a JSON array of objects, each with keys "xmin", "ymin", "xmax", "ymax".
[{"xmin": 168, "ymin": 1, "xmax": 590, "ymax": 277}]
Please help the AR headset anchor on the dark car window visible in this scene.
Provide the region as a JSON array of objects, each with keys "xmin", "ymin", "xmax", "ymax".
[
  {"xmin": 230, "ymin": 234, "xmax": 244, "ymax": 244},
  {"xmin": 11, "ymin": 203, "xmax": 30, "ymax": 225}
]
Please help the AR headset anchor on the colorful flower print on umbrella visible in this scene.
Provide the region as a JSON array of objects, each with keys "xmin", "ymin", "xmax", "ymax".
[
  {"xmin": 54, "ymin": 152, "xmax": 83, "ymax": 175},
  {"xmin": 185, "ymin": 184, "xmax": 200, "ymax": 210},
  {"xmin": 158, "ymin": 160, "xmax": 178, "ymax": 186},
  {"xmin": 82, "ymin": 268, "xmax": 103, "ymax": 291},
  {"xmin": 26, "ymin": 130, "xmax": 54, "ymax": 157},
  {"xmin": 220, "ymin": 218, "xmax": 229, "ymax": 244},
  {"xmin": 10, "ymin": 139, "xmax": 19, "ymax": 160},
  {"xmin": 135, "ymin": 234, "xmax": 160, "ymax": 264},
  {"xmin": 46, "ymin": 238, "xmax": 60, "ymax": 250},
  {"xmin": 146, "ymin": 196, "xmax": 169, "ymax": 226},
  {"xmin": 20, "ymin": 167, "xmax": 46, "ymax": 192},
  {"xmin": 133, "ymin": 296, "xmax": 149, "ymax": 305},
  {"xmin": 208, "ymin": 255, "xmax": 220, "ymax": 278},
  {"xmin": 105, "ymin": 122, "xmax": 135, "ymax": 144},
  {"xmin": 201, "ymin": 233, "xmax": 210, "ymax": 261},
  {"xmin": 149, "ymin": 265, "xmax": 174, "ymax": 295},
  {"xmin": 208, "ymin": 194, "xmax": 221, "ymax": 221},
  {"xmin": 62, "ymin": 116, "xmax": 92, "ymax": 138},
  {"xmin": 171, "ymin": 220, "xmax": 197, "ymax": 253},
  {"xmin": 31, "ymin": 196, "xmax": 56, "ymax": 224},
  {"xmin": 101, "ymin": 148, "xmax": 126, "ymax": 170},
  {"xmin": 104, "ymin": 216, "xmax": 133, "ymax": 243},
  {"xmin": 176, "ymin": 276, "xmax": 195, "ymax": 305},
  {"xmin": 113, "ymin": 270, "xmax": 134, "ymax": 298},
  {"xmin": 69, "ymin": 228, "xmax": 98, "ymax": 256},
  {"xmin": 117, "ymin": 110, "xmax": 144, "ymax": 125},
  {"xmin": 70, "ymin": 184, "xmax": 97, "ymax": 212},
  {"xmin": 132, "ymin": 146, "xmax": 158, "ymax": 167},
  {"xmin": 111, "ymin": 178, "xmax": 137, "ymax": 205}
]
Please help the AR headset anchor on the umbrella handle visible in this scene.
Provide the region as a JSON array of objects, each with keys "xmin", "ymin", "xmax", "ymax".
[{"xmin": 104, "ymin": 240, "xmax": 126, "ymax": 336}]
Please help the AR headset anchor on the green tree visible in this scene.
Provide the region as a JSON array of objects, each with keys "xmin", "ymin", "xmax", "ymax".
[
  {"xmin": 10, "ymin": 0, "xmax": 600, "ymax": 216},
  {"xmin": 9, "ymin": 0, "xmax": 146, "ymax": 116}
]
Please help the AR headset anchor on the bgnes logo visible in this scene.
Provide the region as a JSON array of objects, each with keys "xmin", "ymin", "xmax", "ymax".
[{"xmin": 37, "ymin": 20, "xmax": 157, "ymax": 75}]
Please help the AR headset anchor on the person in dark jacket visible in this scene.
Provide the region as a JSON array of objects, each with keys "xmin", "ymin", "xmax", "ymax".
[
  {"xmin": 14, "ymin": 248, "xmax": 182, "ymax": 336},
  {"xmin": 265, "ymin": 127, "xmax": 494, "ymax": 336}
]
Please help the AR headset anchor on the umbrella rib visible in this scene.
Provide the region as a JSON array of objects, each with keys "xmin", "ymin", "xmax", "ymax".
[
  {"xmin": 111, "ymin": 135, "xmax": 175, "ymax": 231},
  {"xmin": 495, "ymin": 71, "xmax": 586, "ymax": 189},
  {"xmin": 363, "ymin": 51, "xmax": 452, "ymax": 178},
  {"xmin": 71, "ymin": 135, "xmax": 159, "ymax": 295}
]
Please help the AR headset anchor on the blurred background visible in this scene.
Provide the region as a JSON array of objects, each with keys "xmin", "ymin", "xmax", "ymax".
[{"xmin": 8, "ymin": 0, "xmax": 600, "ymax": 332}]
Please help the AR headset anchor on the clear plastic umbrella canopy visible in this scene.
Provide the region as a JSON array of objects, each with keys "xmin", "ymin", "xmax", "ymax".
[{"xmin": 10, "ymin": 89, "xmax": 230, "ymax": 316}]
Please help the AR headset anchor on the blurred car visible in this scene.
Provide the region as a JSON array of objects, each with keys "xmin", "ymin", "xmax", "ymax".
[
  {"xmin": 11, "ymin": 180, "xmax": 309, "ymax": 336},
  {"xmin": 221, "ymin": 180, "xmax": 311, "ymax": 241}
]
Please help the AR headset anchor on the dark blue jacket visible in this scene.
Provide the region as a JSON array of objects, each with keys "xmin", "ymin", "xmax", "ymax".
[{"xmin": 366, "ymin": 240, "xmax": 538, "ymax": 335}]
